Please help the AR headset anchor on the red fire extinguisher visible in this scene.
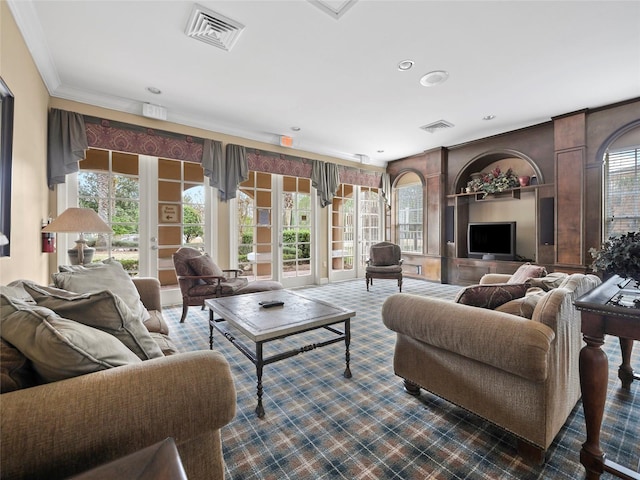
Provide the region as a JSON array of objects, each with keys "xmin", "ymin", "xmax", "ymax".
[{"xmin": 42, "ymin": 219, "xmax": 55, "ymax": 253}]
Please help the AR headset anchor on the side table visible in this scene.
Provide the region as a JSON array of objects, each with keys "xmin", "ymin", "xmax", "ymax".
[
  {"xmin": 68, "ymin": 437, "xmax": 188, "ymax": 480},
  {"xmin": 574, "ymin": 275, "xmax": 640, "ymax": 480}
]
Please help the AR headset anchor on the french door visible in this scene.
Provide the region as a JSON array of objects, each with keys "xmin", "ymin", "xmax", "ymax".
[
  {"xmin": 330, "ymin": 185, "xmax": 384, "ymax": 282},
  {"xmin": 66, "ymin": 150, "xmax": 214, "ymax": 305},
  {"xmin": 236, "ymin": 171, "xmax": 315, "ymax": 288}
]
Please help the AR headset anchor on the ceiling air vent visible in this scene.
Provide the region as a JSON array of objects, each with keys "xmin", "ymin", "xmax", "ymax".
[
  {"xmin": 185, "ymin": 4, "xmax": 245, "ymax": 51},
  {"xmin": 420, "ymin": 120, "xmax": 454, "ymax": 134},
  {"xmin": 308, "ymin": 0, "xmax": 358, "ymax": 19}
]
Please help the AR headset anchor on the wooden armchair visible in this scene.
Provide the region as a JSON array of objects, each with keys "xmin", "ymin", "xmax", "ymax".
[
  {"xmin": 172, "ymin": 247, "xmax": 249, "ymax": 323},
  {"xmin": 172, "ymin": 247, "xmax": 283, "ymax": 323},
  {"xmin": 365, "ymin": 242, "xmax": 403, "ymax": 292}
]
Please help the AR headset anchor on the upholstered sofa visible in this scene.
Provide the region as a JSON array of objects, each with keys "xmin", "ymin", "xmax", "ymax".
[
  {"xmin": 382, "ymin": 271, "xmax": 601, "ymax": 462},
  {"xmin": 1, "ymin": 266, "xmax": 236, "ymax": 480}
]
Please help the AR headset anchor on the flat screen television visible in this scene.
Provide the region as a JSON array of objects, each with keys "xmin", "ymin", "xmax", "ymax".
[{"xmin": 467, "ymin": 222, "xmax": 516, "ymax": 261}]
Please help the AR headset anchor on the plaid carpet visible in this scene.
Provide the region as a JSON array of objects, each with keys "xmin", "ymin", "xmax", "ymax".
[{"xmin": 163, "ymin": 278, "xmax": 640, "ymax": 479}]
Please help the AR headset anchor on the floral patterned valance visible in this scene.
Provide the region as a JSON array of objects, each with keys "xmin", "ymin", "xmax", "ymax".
[
  {"xmin": 246, "ymin": 148, "xmax": 382, "ymax": 188},
  {"xmin": 82, "ymin": 115, "xmax": 382, "ymax": 188},
  {"xmin": 84, "ymin": 116, "xmax": 204, "ymax": 163}
]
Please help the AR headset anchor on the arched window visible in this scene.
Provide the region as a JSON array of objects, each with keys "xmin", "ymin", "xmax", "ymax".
[
  {"xmin": 395, "ymin": 172, "xmax": 423, "ymax": 253},
  {"xmin": 604, "ymin": 145, "xmax": 640, "ymax": 238}
]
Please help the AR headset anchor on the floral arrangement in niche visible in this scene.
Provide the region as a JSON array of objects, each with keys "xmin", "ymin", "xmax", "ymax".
[
  {"xmin": 467, "ymin": 166, "xmax": 520, "ymax": 198},
  {"xmin": 589, "ymin": 231, "xmax": 640, "ymax": 284}
]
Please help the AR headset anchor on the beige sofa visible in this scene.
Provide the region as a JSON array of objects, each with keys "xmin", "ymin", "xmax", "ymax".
[
  {"xmin": 1, "ymin": 277, "xmax": 236, "ymax": 480},
  {"xmin": 382, "ymin": 273, "xmax": 600, "ymax": 462}
]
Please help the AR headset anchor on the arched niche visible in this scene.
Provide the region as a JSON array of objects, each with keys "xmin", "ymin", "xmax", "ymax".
[{"xmin": 453, "ymin": 149, "xmax": 544, "ymax": 194}]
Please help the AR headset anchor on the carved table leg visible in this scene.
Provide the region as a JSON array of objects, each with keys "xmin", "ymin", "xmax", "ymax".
[
  {"xmin": 579, "ymin": 334, "xmax": 609, "ymax": 479},
  {"xmin": 255, "ymin": 342, "xmax": 265, "ymax": 419},
  {"xmin": 618, "ymin": 337, "xmax": 635, "ymax": 390},
  {"xmin": 344, "ymin": 318, "xmax": 352, "ymax": 378},
  {"xmin": 209, "ymin": 309, "xmax": 214, "ymax": 350}
]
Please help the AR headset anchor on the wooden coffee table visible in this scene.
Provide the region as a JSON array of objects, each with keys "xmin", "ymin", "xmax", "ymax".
[{"xmin": 205, "ymin": 290, "xmax": 355, "ymax": 418}]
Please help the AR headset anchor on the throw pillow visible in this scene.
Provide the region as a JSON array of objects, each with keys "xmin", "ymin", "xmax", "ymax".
[
  {"xmin": 23, "ymin": 283, "xmax": 163, "ymax": 360},
  {"xmin": 526, "ymin": 272, "xmax": 569, "ymax": 291},
  {"xmin": 186, "ymin": 254, "xmax": 224, "ymax": 285},
  {"xmin": 508, "ymin": 263, "xmax": 547, "ymax": 284},
  {"xmin": 53, "ymin": 258, "xmax": 150, "ymax": 322},
  {"xmin": 1, "ymin": 280, "xmax": 37, "ymax": 304},
  {"xmin": 0, "ymin": 338, "xmax": 39, "ymax": 393},
  {"xmin": 455, "ymin": 283, "xmax": 529, "ymax": 310},
  {"xmin": 495, "ymin": 287, "xmax": 546, "ymax": 319},
  {"xmin": 0, "ymin": 294, "xmax": 141, "ymax": 383},
  {"xmin": 144, "ymin": 310, "xmax": 170, "ymax": 335}
]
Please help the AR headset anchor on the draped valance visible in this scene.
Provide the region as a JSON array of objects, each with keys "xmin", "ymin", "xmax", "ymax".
[{"xmin": 48, "ymin": 109, "xmax": 387, "ymax": 202}]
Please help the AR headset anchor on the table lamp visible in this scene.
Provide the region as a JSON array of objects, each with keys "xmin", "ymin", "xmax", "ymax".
[{"xmin": 42, "ymin": 208, "xmax": 113, "ymax": 265}]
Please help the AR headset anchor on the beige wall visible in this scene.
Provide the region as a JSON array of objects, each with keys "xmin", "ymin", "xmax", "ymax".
[
  {"xmin": 0, "ymin": 2, "xmax": 51, "ymax": 285},
  {"xmin": 1, "ymin": 2, "xmax": 383, "ymax": 282}
]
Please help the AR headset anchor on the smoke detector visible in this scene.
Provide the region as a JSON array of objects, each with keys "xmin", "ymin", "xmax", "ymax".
[
  {"xmin": 185, "ymin": 4, "xmax": 245, "ymax": 51},
  {"xmin": 420, "ymin": 120, "xmax": 454, "ymax": 133},
  {"xmin": 420, "ymin": 70, "xmax": 449, "ymax": 87}
]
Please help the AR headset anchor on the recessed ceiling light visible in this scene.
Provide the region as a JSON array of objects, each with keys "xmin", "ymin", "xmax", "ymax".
[
  {"xmin": 483, "ymin": 115, "xmax": 496, "ymax": 121},
  {"xmin": 419, "ymin": 70, "xmax": 449, "ymax": 87},
  {"xmin": 146, "ymin": 86, "xmax": 162, "ymax": 95},
  {"xmin": 291, "ymin": 126, "xmax": 301, "ymax": 131},
  {"xmin": 397, "ymin": 60, "xmax": 414, "ymax": 71}
]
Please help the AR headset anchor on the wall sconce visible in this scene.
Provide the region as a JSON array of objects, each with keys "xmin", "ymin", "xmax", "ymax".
[{"xmin": 41, "ymin": 208, "xmax": 112, "ymax": 265}]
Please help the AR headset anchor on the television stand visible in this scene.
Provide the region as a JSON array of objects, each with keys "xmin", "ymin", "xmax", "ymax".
[{"xmin": 449, "ymin": 258, "xmax": 543, "ymax": 285}]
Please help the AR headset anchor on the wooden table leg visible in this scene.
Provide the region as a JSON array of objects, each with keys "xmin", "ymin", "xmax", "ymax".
[
  {"xmin": 618, "ymin": 338, "xmax": 636, "ymax": 390},
  {"xmin": 579, "ymin": 333, "xmax": 609, "ymax": 479}
]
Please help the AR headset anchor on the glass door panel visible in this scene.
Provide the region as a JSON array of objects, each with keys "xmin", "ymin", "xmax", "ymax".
[
  {"xmin": 281, "ymin": 176, "xmax": 312, "ymax": 282},
  {"xmin": 330, "ymin": 184, "xmax": 355, "ymax": 280},
  {"xmin": 329, "ymin": 185, "xmax": 383, "ymax": 281},
  {"xmin": 156, "ymin": 158, "xmax": 206, "ymax": 287},
  {"xmin": 238, "ymin": 172, "xmax": 273, "ymax": 281},
  {"xmin": 79, "ymin": 149, "xmax": 140, "ymax": 276},
  {"xmin": 359, "ymin": 187, "xmax": 382, "ymax": 271}
]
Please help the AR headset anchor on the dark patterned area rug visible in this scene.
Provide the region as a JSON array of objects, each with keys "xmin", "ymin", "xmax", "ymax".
[{"xmin": 163, "ymin": 278, "xmax": 639, "ymax": 479}]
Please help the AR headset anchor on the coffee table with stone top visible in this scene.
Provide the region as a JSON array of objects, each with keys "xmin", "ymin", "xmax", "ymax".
[{"xmin": 205, "ymin": 289, "xmax": 355, "ymax": 418}]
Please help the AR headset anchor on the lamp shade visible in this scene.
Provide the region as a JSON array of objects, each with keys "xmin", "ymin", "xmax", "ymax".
[
  {"xmin": 42, "ymin": 208, "xmax": 112, "ymax": 265},
  {"xmin": 42, "ymin": 208, "xmax": 112, "ymax": 234}
]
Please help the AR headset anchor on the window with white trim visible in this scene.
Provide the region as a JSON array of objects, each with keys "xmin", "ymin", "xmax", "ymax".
[
  {"xmin": 604, "ymin": 146, "xmax": 640, "ymax": 238},
  {"xmin": 395, "ymin": 174, "xmax": 423, "ymax": 253}
]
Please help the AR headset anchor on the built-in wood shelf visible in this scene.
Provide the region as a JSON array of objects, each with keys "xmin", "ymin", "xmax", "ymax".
[{"xmin": 446, "ymin": 183, "xmax": 551, "ymax": 199}]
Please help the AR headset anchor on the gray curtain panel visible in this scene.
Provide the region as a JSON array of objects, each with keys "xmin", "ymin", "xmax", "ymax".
[
  {"xmin": 223, "ymin": 144, "xmax": 249, "ymax": 201},
  {"xmin": 202, "ymin": 138, "xmax": 224, "ymax": 189},
  {"xmin": 380, "ymin": 173, "xmax": 391, "ymax": 208},
  {"xmin": 201, "ymin": 140, "xmax": 248, "ymax": 202},
  {"xmin": 311, "ymin": 160, "xmax": 340, "ymax": 207},
  {"xmin": 47, "ymin": 109, "xmax": 88, "ymax": 189}
]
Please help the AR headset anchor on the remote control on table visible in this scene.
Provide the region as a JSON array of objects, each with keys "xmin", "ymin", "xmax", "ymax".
[{"xmin": 259, "ymin": 300, "xmax": 285, "ymax": 308}]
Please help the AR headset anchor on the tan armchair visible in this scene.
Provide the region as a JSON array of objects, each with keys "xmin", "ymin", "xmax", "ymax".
[
  {"xmin": 365, "ymin": 242, "xmax": 403, "ymax": 292},
  {"xmin": 173, "ymin": 247, "xmax": 282, "ymax": 323},
  {"xmin": 382, "ymin": 273, "xmax": 601, "ymax": 463}
]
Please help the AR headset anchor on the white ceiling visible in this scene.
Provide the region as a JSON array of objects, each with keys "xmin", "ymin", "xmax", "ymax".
[{"xmin": 8, "ymin": 0, "xmax": 640, "ymax": 167}]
